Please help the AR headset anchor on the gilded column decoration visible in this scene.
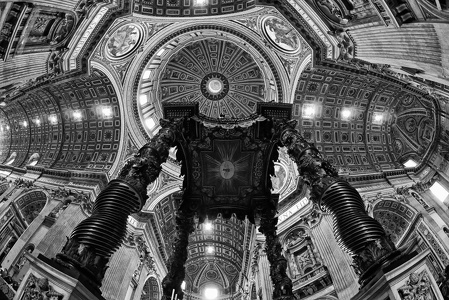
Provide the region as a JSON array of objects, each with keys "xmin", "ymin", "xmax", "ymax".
[
  {"xmin": 275, "ymin": 119, "xmax": 399, "ymax": 286},
  {"xmin": 55, "ymin": 119, "xmax": 181, "ymax": 288},
  {"xmin": 161, "ymin": 211, "xmax": 195, "ymax": 300}
]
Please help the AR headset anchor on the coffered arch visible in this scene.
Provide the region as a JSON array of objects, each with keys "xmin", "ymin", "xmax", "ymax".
[
  {"xmin": 90, "ymin": 61, "xmax": 128, "ymax": 177},
  {"xmin": 140, "ymin": 276, "xmax": 160, "ymax": 300},
  {"xmin": 0, "ymin": 68, "xmax": 124, "ymax": 172},
  {"xmin": 372, "ymin": 199, "xmax": 419, "ymax": 246},
  {"xmin": 14, "ymin": 190, "xmax": 49, "ymax": 225}
]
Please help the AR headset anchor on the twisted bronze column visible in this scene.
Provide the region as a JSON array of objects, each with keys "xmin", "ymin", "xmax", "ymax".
[
  {"xmin": 276, "ymin": 120, "xmax": 399, "ymax": 286},
  {"xmin": 55, "ymin": 119, "xmax": 181, "ymax": 288},
  {"xmin": 161, "ymin": 211, "xmax": 195, "ymax": 300},
  {"xmin": 258, "ymin": 209, "xmax": 295, "ymax": 300}
]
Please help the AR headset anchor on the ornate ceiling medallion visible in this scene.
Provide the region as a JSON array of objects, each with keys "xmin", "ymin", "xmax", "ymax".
[
  {"xmin": 201, "ymin": 73, "xmax": 229, "ymax": 100},
  {"xmin": 105, "ymin": 23, "xmax": 143, "ymax": 60},
  {"xmin": 261, "ymin": 16, "xmax": 301, "ymax": 54}
]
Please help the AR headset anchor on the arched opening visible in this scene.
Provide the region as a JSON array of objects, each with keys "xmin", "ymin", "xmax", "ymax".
[
  {"xmin": 15, "ymin": 190, "xmax": 47, "ymax": 225},
  {"xmin": 140, "ymin": 277, "xmax": 159, "ymax": 300},
  {"xmin": 372, "ymin": 199, "xmax": 418, "ymax": 246}
]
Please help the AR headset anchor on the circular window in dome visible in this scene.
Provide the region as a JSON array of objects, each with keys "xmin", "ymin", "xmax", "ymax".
[
  {"xmin": 105, "ymin": 23, "xmax": 143, "ymax": 60},
  {"xmin": 261, "ymin": 16, "xmax": 301, "ymax": 54}
]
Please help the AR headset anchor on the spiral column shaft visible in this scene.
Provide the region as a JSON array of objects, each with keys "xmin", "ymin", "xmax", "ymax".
[
  {"xmin": 321, "ymin": 181, "xmax": 386, "ymax": 254},
  {"xmin": 276, "ymin": 120, "xmax": 398, "ymax": 286},
  {"xmin": 55, "ymin": 121, "xmax": 181, "ymax": 288}
]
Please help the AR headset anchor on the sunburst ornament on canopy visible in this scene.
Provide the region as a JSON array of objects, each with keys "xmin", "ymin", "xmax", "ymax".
[
  {"xmin": 159, "ymin": 38, "xmax": 267, "ymax": 119},
  {"xmin": 202, "ymin": 140, "xmax": 253, "ymax": 195}
]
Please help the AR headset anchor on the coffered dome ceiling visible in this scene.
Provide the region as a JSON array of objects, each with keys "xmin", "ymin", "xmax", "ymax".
[
  {"xmin": 133, "ymin": 25, "xmax": 284, "ymax": 139},
  {"xmin": 159, "ymin": 38, "xmax": 266, "ymax": 119}
]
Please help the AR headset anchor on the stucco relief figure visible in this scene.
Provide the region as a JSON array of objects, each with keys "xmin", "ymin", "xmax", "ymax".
[
  {"xmin": 296, "ymin": 252, "xmax": 313, "ymax": 271},
  {"xmin": 106, "ymin": 24, "xmax": 142, "ymax": 59},
  {"xmin": 21, "ymin": 274, "xmax": 64, "ymax": 300},
  {"xmin": 398, "ymin": 271, "xmax": 433, "ymax": 300},
  {"xmin": 263, "ymin": 17, "xmax": 300, "ymax": 53},
  {"xmin": 271, "ymin": 164, "xmax": 287, "ymax": 193},
  {"xmin": 48, "ymin": 15, "xmax": 74, "ymax": 46},
  {"xmin": 362, "ymin": 195, "xmax": 375, "ymax": 217},
  {"xmin": 316, "ymin": 0, "xmax": 350, "ymax": 24},
  {"xmin": 405, "ymin": 117, "xmax": 417, "ymax": 133},
  {"xmin": 328, "ymin": 29, "xmax": 354, "ymax": 62},
  {"xmin": 285, "ymin": 229, "xmax": 307, "ymax": 248}
]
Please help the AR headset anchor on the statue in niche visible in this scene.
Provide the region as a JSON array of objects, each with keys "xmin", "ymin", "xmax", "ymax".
[
  {"xmin": 48, "ymin": 47, "xmax": 68, "ymax": 75},
  {"xmin": 398, "ymin": 271, "xmax": 433, "ymax": 300}
]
